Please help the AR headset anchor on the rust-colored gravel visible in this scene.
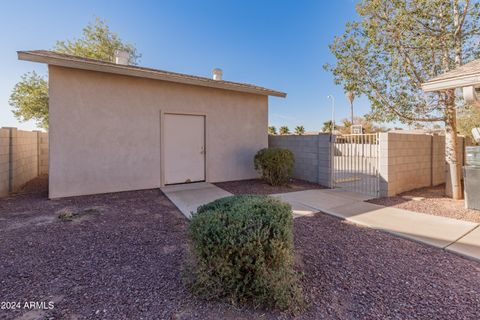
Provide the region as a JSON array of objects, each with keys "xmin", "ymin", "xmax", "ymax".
[
  {"xmin": 1, "ymin": 177, "xmax": 479, "ymax": 319},
  {"xmin": 368, "ymin": 184, "xmax": 480, "ymax": 223},
  {"xmin": 215, "ymin": 178, "xmax": 325, "ymax": 195}
]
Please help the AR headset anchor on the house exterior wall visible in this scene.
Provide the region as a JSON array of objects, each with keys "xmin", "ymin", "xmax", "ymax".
[{"xmin": 48, "ymin": 66, "xmax": 268, "ymax": 198}]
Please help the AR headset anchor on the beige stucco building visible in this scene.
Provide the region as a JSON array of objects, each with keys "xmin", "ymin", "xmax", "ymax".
[{"xmin": 18, "ymin": 50, "xmax": 286, "ymax": 198}]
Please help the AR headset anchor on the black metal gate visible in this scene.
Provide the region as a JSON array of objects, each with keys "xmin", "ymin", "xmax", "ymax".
[{"xmin": 332, "ymin": 134, "xmax": 380, "ymax": 197}]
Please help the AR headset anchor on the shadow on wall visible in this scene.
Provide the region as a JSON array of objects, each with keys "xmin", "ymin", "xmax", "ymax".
[{"xmin": 0, "ymin": 127, "xmax": 48, "ymax": 197}]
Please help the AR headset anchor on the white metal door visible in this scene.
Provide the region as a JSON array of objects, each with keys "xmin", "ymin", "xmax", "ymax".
[{"xmin": 164, "ymin": 114, "xmax": 205, "ymax": 184}]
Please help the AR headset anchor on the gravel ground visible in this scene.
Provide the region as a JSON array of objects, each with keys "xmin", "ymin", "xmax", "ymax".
[
  {"xmin": 215, "ymin": 178, "xmax": 324, "ymax": 195},
  {"xmin": 1, "ymin": 177, "xmax": 479, "ymax": 319},
  {"xmin": 368, "ymin": 184, "xmax": 480, "ymax": 223}
]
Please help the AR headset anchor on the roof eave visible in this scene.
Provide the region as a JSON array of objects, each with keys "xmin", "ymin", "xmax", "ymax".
[
  {"xmin": 422, "ymin": 73, "xmax": 480, "ymax": 92},
  {"xmin": 17, "ymin": 51, "xmax": 287, "ymax": 98}
]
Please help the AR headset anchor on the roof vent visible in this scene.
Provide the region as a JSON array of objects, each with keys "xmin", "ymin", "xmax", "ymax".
[
  {"xmin": 114, "ymin": 50, "xmax": 129, "ymax": 65},
  {"xmin": 212, "ymin": 68, "xmax": 223, "ymax": 80}
]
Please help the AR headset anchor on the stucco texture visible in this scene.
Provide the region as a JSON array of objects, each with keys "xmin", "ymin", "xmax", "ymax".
[{"xmin": 48, "ymin": 66, "xmax": 268, "ymax": 198}]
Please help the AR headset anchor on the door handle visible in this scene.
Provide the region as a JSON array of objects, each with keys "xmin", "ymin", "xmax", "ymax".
[{"xmin": 200, "ymin": 146, "xmax": 205, "ymax": 154}]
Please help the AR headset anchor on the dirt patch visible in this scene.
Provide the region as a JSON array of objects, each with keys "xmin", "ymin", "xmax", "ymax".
[
  {"xmin": 1, "ymin": 177, "xmax": 479, "ymax": 319},
  {"xmin": 215, "ymin": 178, "xmax": 325, "ymax": 195},
  {"xmin": 368, "ymin": 184, "xmax": 480, "ymax": 223}
]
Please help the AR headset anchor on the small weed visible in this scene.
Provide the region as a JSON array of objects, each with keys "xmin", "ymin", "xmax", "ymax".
[{"xmin": 57, "ymin": 207, "xmax": 101, "ymax": 222}]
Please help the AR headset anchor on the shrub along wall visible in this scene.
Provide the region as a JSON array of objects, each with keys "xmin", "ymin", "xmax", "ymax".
[
  {"xmin": 269, "ymin": 132, "xmax": 465, "ymax": 197},
  {"xmin": 268, "ymin": 134, "xmax": 332, "ymax": 187},
  {"xmin": 0, "ymin": 127, "xmax": 48, "ymax": 197}
]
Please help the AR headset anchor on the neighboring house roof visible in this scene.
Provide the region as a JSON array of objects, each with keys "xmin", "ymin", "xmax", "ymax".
[
  {"xmin": 18, "ymin": 50, "xmax": 287, "ymax": 98},
  {"xmin": 422, "ymin": 59, "xmax": 480, "ymax": 92}
]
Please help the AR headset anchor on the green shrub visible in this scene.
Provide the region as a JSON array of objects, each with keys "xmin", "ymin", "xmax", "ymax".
[
  {"xmin": 254, "ymin": 148, "xmax": 294, "ymax": 186},
  {"xmin": 186, "ymin": 195, "xmax": 304, "ymax": 311}
]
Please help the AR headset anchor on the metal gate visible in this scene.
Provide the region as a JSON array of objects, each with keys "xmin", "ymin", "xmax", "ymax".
[{"xmin": 332, "ymin": 134, "xmax": 380, "ymax": 198}]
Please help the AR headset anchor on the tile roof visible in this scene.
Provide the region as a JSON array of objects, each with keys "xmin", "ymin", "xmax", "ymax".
[{"xmin": 18, "ymin": 50, "xmax": 286, "ymax": 98}]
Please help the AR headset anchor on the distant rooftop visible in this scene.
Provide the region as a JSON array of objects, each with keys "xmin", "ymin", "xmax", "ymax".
[{"xmin": 18, "ymin": 50, "xmax": 287, "ymax": 98}]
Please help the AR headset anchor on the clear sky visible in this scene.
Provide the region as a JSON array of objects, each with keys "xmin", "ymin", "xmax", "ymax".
[{"xmin": 0, "ymin": 0, "xmax": 375, "ymax": 132}]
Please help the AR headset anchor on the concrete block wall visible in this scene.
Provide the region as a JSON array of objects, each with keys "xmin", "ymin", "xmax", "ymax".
[
  {"xmin": 0, "ymin": 128, "xmax": 9, "ymax": 196},
  {"xmin": 379, "ymin": 132, "xmax": 464, "ymax": 197},
  {"xmin": 13, "ymin": 129, "xmax": 40, "ymax": 191},
  {"xmin": 0, "ymin": 127, "xmax": 49, "ymax": 197},
  {"xmin": 39, "ymin": 132, "xmax": 49, "ymax": 175},
  {"xmin": 268, "ymin": 134, "xmax": 332, "ymax": 187},
  {"xmin": 432, "ymin": 135, "xmax": 446, "ymax": 186},
  {"xmin": 379, "ymin": 132, "xmax": 431, "ymax": 196}
]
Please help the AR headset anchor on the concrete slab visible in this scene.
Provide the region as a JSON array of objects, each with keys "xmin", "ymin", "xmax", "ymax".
[
  {"xmin": 321, "ymin": 189, "xmax": 377, "ymax": 201},
  {"xmin": 283, "ymin": 200, "xmax": 319, "ymax": 218},
  {"xmin": 326, "ymin": 203, "xmax": 479, "ymax": 248},
  {"xmin": 446, "ymin": 226, "xmax": 480, "ymax": 261},
  {"xmin": 271, "ymin": 189, "xmax": 358, "ymax": 212},
  {"xmin": 161, "ymin": 183, "xmax": 232, "ymax": 218},
  {"xmin": 273, "ymin": 188, "xmax": 480, "ymax": 260},
  {"xmin": 322, "ymin": 201, "xmax": 385, "ymax": 220}
]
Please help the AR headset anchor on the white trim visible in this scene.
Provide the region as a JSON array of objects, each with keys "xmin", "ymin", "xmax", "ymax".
[{"xmin": 422, "ymin": 73, "xmax": 480, "ymax": 92}]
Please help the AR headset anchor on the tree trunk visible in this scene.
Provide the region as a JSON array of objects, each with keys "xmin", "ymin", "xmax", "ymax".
[
  {"xmin": 444, "ymin": 90, "xmax": 463, "ymax": 199},
  {"xmin": 350, "ymin": 102, "xmax": 354, "ymax": 126}
]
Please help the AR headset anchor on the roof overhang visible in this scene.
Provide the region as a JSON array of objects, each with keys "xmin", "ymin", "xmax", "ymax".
[
  {"xmin": 421, "ymin": 73, "xmax": 480, "ymax": 92},
  {"xmin": 18, "ymin": 50, "xmax": 287, "ymax": 98}
]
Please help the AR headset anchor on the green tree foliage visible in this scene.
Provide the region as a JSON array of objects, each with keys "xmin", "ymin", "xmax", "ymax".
[
  {"xmin": 294, "ymin": 125, "xmax": 305, "ymax": 135},
  {"xmin": 322, "ymin": 120, "xmax": 335, "ymax": 133},
  {"xmin": 326, "ymin": 0, "xmax": 480, "ymax": 199},
  {"xmin": 458, "ymin": 105, "xmax": 480, "ymax": 144},
  {"xmin": 268, "ymin": 126, "xmax": 277, "ymax": 135},
  {"xmin": 279, "ymin": 126, "xmax": 290, "ymax": 135},
  {"xmin": 10, "ymin": 17, "xmax": 140, "ymax": 129},
  {"xmin": 338, "ymin": 116, "xmax": 386, "ymax": 134},
  {"xmin": 9, "ymin": 72, "xmax": 48, "ymax": 129},
  {"xmin": 55, "ymin": 17, "xmax": 140, "ymax": 65}
]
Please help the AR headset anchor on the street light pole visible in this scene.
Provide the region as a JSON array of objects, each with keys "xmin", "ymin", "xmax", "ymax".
[{"xmin": 327, "ymin": 95, "xmax": 335, "ymax": 133}]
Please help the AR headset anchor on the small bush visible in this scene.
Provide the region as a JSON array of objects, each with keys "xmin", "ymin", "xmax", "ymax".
[
  {"xmin": 186, "ymin": 195, "xmax": 304, "ymax": 311},
  {"xmin": 254, "ymin": 148, "xmax": 294, "ymax": 186}
]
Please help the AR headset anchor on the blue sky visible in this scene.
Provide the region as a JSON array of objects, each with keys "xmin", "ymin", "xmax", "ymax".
[{"xmin": 0, "ymin": 0, "xmax": 375, "ymax": 131}]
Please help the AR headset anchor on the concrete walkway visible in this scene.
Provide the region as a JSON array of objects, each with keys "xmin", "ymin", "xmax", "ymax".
[
  {"xmin": 272, "ymin": 189, "xmax": 480, "ymax": 261},
  {"xmin": 161, "ymin": 182, "xmax": 232, "ymax": 219},
  {"xmin": 161, "ymin": 183, "xmax": 480, "ymax": 261}
]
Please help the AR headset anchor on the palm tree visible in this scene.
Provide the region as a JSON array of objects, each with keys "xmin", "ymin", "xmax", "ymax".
[
  {"xmin": 322, "ymin": 120, "xmax": 334, "ymax": 133},
  {"xmin": 268, "ymin": 126, "xmax": 277, "ymax": 135},
  {"xmin": 294, "ymin": 125, "xmax": 305, "ymax": 135},
  {"xmin": 279, "ymin": 126, "xmax": 290, "ymax": 135}
]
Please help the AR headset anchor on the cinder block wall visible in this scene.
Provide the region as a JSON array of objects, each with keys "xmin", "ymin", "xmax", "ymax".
[
  {"xmin": 379, "ymin": 132, "xmax": 464, "ymax": 197},
  {"xmin": 432, "ymin": 135, "xmax": 446, "ymax": 186},
  {"xmin": 39, "ymin": 133, "xmax": 49, "ymax": 175},
  {"xmin": 268, "ymin": 134, "xmax": 332, "ymax": 187},
  {"xmin": 0, "ymin": 127, "xmax": 49, "ymax": 197},
  {"xmin": 270, "ymin": 131, "xmax": 464, "ymax": 198},
  {"xmin": 0, "ymin": 128, "xmax": 9, "ymax": 196}
]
